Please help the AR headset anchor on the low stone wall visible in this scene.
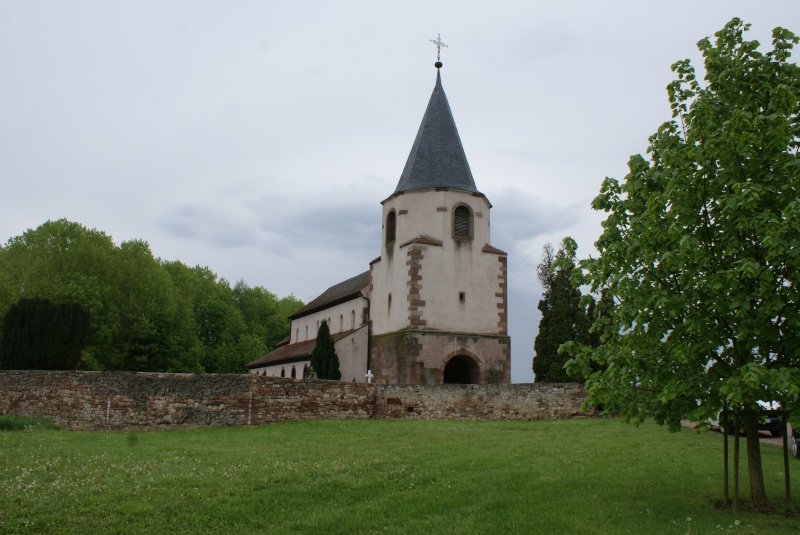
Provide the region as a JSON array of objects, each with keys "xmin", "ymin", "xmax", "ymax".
[
  {"xmin": 375, "ymin": 383, "xmax": 591, "ymax": 420},
  {"xmin": 0, "ymin": 371, "xmax": 591, "ymax": 430},
  {"xmin": 0, "ymin": 371, "xmax": 374, "ymax": 430}
]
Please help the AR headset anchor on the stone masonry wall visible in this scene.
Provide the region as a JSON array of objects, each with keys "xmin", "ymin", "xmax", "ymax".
[
  {"xmin": 0, "ymin": 371, "xmax": 591, "ymax": 430},
  {"xmin": 0, "ymin": 371, "xmax": 374, "ymax": 430},
  {"xmin": 375, "ymin": 383, "xmax": 591, "ymax": 420}
]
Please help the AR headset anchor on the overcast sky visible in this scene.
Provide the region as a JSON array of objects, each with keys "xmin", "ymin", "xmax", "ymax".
[{"xmin": 1, "ymin": 1, "xmax": 798, "ymax": 382}]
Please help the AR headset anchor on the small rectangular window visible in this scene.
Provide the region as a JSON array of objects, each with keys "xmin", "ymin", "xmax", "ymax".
[
  {"xmin": 388, "ymin": 293, "xmax": 392, "ymax": 313},
  {"xmin": 459, "ymin": 291, "xmax": 466, "ymax": 304}
]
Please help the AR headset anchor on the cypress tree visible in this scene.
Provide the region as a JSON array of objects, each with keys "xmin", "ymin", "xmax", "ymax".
[
  {"xmin": 310, "ymin": 320, "xmax": 341, "ymax": 380},
  {"xmin": 532, "ymin": 242, "xmax": 588, "ymax": 383}
]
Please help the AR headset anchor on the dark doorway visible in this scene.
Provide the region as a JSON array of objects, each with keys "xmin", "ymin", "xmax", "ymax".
[{"xmin": 443, "ymin": 355, "xmax": 478, "ymax": 384}]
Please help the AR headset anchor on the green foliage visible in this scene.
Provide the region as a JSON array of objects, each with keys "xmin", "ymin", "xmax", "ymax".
[
  {"xmin": 0, "ymin": 414, "xmax": 61, "ymax": 431},
  {"xmin": 159, "ymin": 264, "xmax": 302, "ymax": 373},
  {"xmin": 0, "ymin": 219, "xmax": 303, "ymax": 373},
  {"xmin": 310, "ymin": 320, "xmax": 341, "ymax": 380},
  {"xmin": 0, "ymin": 420, "xmax": 797, "ymax": 533},
  {"xmin": 111, "ymin": 239, "xmax": 191, "ymax": 371},
  {"xmin": 0, "ymin": 220, "xmax": 117, "ymax": 368},
  {"xmin": 532, "ymin": 240, "xmax": 592, "ymax": 382},
  {"xmin": 1, "ymin": 298, "xmax": 89, "ymax": 370},
  {"xmin": 233, "ymin": 280, "xmax": 303, "ymax": 351},
  {"xmin": 563, "ymin": 19, "xmax": 800, "ymax": 505}
]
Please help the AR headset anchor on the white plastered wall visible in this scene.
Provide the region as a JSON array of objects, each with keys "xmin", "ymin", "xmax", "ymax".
[
  {"xmin": 248, "ymin": 325, "xmax": 369, "ymax": 382},
  {"xmin": 335, "ymin": 323, "xmax": 370, "ymax": 382},
  {"xmin": 250, "ymin": 360, "xmax": 309, "ymax": 379},
  {"xmin": 290, "ymin": 297, "xmax": 368, "ymax": 343},
  {"xmin": 371, "ymin": 189, "xmax": 503, "ymax": 335}
]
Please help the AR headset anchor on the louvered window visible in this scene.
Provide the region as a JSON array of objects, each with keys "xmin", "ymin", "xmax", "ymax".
[
  {"xmin": 454, "ymin": 206, "xmax": 471, "ymax": 238},
  {"xmin": 386, "ymin": 211, "xmax": 396, "ymax": 243}
]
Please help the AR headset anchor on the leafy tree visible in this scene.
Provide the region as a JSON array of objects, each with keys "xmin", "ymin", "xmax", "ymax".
[
  {"xmin": 162, "ymin": 263, "xmax": 252, "ymax": 373},
  {"xmin": 533, "ymin": 241, "xmax": 590, "ymax": 382},
  {"xmin": 0, "ymin": 220, "xmax": 302, "ymax": 374},
  {"xmin": 310, "ymin": 320, "xmax": 341, "ymax": 380},
  {"xmin": 274, "ymin": 294, "xmax": 304, "ymax": 340},
  {"xmin": 564, "ymin": 19, "xmax": 800, "ymax": 506},
  {"xmin": 1, "ymin": 298, "xmax": 89, "ymax": 369},
  {"xmin": 232, "ymin": 280, "xmax": 302, "ymax": 352},
  {"xmin": 584, "ymin": 291, "xmax": 614, "ymax": 352},
  {"xmin": 0, "ymin": 221, "xmax": 202, "ymax": 372},
  {"xmin": 161, "ymin": 264, "xmax": 302, "ymax": 373},
  {"xmin": 0, "ymin": 219, "xmax": 120, "ymax": 368},
  {"xmin": 110, "ymin": 239, "xmax": 194, "ymax": 371}
]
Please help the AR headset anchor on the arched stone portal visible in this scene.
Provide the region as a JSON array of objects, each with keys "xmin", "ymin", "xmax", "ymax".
[{"xmin": 443, "ymin": 355, "xmax": 479, "ymax": 384}]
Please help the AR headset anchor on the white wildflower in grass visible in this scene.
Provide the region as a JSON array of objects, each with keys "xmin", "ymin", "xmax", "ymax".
[{"xmin": 1, "ymin": 419, "xmax": 799, "ymax": 532}]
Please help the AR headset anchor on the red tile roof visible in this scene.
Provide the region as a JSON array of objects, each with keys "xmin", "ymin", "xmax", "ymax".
[
  {"xmin": 245, "ymin": 329, "xmax": 359, "ymax": 368},
  {"xmin": 482, "ymin": 243, "xmax": 507, "ymax": 255}
]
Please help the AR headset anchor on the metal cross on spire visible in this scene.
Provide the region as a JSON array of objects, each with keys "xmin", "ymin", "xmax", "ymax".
[{"xmin": 430, "ymin": 34, "xmax": 448, "ymax": 62}]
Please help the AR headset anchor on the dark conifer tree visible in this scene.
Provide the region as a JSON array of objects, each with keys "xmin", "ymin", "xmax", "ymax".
[
  {"xmin": 532, "ymin": 242, "xmax": 588, "ymax": 382},
  {"xmin": 310, "ymin": 320, "xmax": 341, "ymax": 380},
  {"xmin": 1, "ymin": 298, "xmax": 90, "ymax": 370}
]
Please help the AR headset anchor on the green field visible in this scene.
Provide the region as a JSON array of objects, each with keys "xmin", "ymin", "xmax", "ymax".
[{"xmin": 1, "ymin": 418, "xmax": 798, "ymax": 534}]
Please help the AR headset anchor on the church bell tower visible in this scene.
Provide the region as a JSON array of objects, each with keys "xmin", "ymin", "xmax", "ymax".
[{"xmin": 368, "ymin": 46, "xmax": 510, "ymax": 384}]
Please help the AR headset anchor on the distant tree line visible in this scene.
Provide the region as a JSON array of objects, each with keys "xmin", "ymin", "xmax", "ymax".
[{"xmin": 0, "ymin": 219, "xmax": 303, "ymax": 372}]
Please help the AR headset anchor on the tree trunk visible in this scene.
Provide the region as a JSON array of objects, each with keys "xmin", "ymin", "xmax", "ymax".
[
  {"xmin": 734, "ymin": 427, "xmax": 740, "ymax": 511},
  {"xmin": 742, "ymin": 410, "xmax": 768, "ymax": 505},
  {"xmin": 781, "ymin": 416, "xmax": 790, "ymax": 503},
  {"xmin": 723, "ymin": 427, "xmax": 729, "ymax": 506}
]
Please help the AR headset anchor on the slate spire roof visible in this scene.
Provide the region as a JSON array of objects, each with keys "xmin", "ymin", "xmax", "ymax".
[{"xmin": 393, "ymin": 66, "xmax": 479, "ymax": 195}]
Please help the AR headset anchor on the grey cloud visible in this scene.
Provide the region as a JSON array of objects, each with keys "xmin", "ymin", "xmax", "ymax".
[
  {"xmin": 263, "ymin": 202, "xmax": 379, "ymax": 255},
  {"xmin": 160, "ymin": 195, "xmax": 381, "ymax": 262},
  {"xmin": 489, "ymin": 189, "xmax": 585, "ymax": 249},
  {"xmin": 158, "ymin": 205, "xmax": 257, "ymax": 250}
]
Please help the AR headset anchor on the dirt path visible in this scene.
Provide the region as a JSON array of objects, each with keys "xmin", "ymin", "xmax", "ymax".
[{"xmin": 682, "ymin": 420, "xmax": 793, "ymax": 449}]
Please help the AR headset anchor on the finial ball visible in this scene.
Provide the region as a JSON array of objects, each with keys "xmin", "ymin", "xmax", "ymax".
[{"xmin": 435, "ymin": 61, "xmax": 443, "ymax": 69}]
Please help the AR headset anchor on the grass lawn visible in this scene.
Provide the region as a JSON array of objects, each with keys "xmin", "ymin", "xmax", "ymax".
[{"xmin": 1, "ymin": 417, "xmax": 798, "ymax": 534}]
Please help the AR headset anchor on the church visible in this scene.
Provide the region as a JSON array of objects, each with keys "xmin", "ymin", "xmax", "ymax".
[{"xmin": 246, "ymin": 58, "xmax": 510, "ymax": 384}]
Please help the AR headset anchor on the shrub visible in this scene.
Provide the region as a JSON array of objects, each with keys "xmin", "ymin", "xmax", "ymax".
[{"xmin": 0, "ymin": 415, "xmax": 61, "ymax": 431}]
